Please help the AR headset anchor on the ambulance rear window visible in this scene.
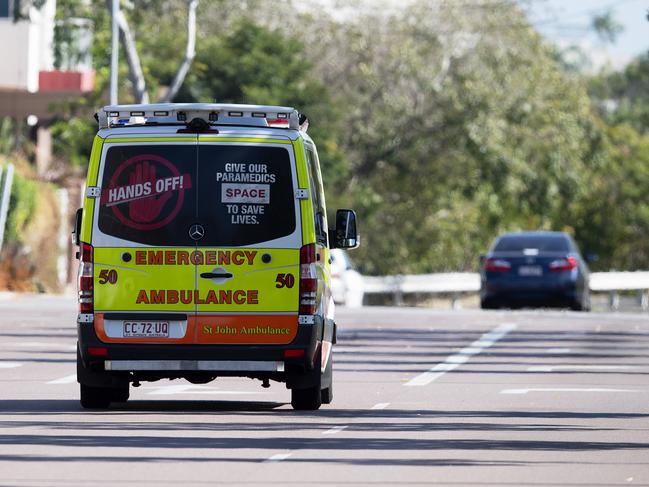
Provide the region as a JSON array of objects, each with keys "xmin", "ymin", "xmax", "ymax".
[
  {"xmin": 97, "ymin": 144, "xmax": 295, "ymax": 246},
  {"xmin": 97, "ymin": 145, "xmax": 197, "ymax": 246},
  {"xmin": 197, "ymin": 145, "xmax": 295, "ymax": 246}
]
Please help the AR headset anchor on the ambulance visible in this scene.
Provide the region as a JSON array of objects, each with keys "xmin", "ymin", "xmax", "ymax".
[{"xmin": 74, "ymin": 103, "xmax": 359, "ymax": 410}]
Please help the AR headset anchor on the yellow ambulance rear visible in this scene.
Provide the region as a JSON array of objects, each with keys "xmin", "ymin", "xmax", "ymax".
[{"xmin": 74, "ymin": 103, "xmax": 359, "ymax": 410}]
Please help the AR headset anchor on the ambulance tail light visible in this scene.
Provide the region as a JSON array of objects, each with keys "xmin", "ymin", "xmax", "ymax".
[
  {"xmin": 78, "ymin": 243, "xmax": 94, "ymax": 313},
  {"xmin": 284, "ymin": 348, "xmax": 305, "ymax": 358},
  {"xmin": 299, "ymin": 243, "xmax": 318, "ymax": 315}
]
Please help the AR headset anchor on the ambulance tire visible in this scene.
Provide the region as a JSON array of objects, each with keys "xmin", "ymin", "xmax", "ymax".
[
  {"xmin": 291, "ymin": 351, "xmax": 324, "ymax": 410},
  {"xmin": 291, "ymin": 384, "xmax": 322, "ymax": 410},
  {"xmin": 80, "ymin": 384, "xmax": 112, "ymax": 409},
  {"xmin": 110, "ymin": 384, "xmax": 130, "ymax": 403}
]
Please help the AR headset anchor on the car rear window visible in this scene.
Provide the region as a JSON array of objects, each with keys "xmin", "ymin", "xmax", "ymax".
[
  {"xmin": 493, "ymin": 235, "xmax": 570, "ymax": 252},
  {"xmin": 97, "ymin": 144, "xmax": 295, "ymax": 247}
]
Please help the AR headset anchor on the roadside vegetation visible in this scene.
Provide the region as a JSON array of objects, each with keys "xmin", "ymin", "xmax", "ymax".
[{"xmin": 2, "ymin": 0, "xmax": 648, "ymax": 285}]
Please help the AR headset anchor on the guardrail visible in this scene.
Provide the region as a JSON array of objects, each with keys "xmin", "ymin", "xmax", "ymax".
[{"xmin": 362, "ymin": 272, "xmax": 649, "ymax": 310}]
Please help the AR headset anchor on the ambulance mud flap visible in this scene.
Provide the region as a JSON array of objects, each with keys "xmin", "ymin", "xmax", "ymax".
[
  {"xmin": 285, "ymin": 314, "xmax": 326, "ymax": 390},
  {"xmin": 76, "ymin": 344, "xmax": 129, "ymax": 388}
]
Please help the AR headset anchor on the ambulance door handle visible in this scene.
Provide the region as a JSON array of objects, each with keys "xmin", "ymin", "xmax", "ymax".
[{"xmin": 200, "ymin": 272, "xmax": 233, "ymax": 279}]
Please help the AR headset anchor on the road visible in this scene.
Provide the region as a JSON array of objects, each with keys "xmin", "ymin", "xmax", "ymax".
[{"xmin": 0, "ymin": 294, "xmax": 648, "ymax": 486}]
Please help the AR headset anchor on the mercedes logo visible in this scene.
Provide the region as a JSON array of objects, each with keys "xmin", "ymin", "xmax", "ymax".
[{"xmin": 189, "ymin": 224, "xmax": 205, "ymax": 241}]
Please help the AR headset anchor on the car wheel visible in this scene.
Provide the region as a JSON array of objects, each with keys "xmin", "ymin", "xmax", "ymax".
[
  {"xmin": 80, "ymin": 384, "xmax": 112, "ymax": 409},
  {"xmin": 570, "ymin": 300, "xmax": 585, "ymax": 311}
]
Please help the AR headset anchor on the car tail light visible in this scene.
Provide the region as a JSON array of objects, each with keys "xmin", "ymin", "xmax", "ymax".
[
  {"xmin": 483, "ymin": 258, "xmax": 511, "ymax": 272},
  {"xmin": 299, "ymin": 243, "xmax": 318, "ymax": 315},
  {"xmin": 549, "ymin": 256, "xmax": 578, "ymax": 272},
  {"xmin": 77, "ymin": 242, "xmax": 94, "ymax": 313}
]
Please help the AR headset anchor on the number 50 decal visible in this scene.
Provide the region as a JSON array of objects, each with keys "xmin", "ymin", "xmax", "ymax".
[
  {"xmin": 98, "ymin": 269, "xmax": 118, "ymax": 284},
  {"xmin": 275, "ymin": 273, "xmax": 295, "ymax": 288}
]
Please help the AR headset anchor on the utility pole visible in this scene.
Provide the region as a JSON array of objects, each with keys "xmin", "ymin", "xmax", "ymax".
[{"xmin": 110, "ymin": 0, "xmax": 119, "ymax": 105}]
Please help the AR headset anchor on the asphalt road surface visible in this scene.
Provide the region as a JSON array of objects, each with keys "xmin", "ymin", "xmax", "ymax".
[{"xmin": 1, "ymin": 294, "xmax": 648, "ymax": 486}]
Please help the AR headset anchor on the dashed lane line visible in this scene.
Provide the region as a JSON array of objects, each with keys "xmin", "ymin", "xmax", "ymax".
[
  {"xmin": 405, "ymin": 322, "xmax": 517, "ymax": 387},
  {"xmin": 322, "ymin": 425, "xmax": 348, "ymax": 435},
  {"xmin": 501, "ymin": 388, "xmax": 641, "ymax": 395},
  {"xmin": 47, "ymin": 374, "xmax": 77, "ymax": 384},
  {"xmin": 527, "ymin": 365, "xmax": 638, "ymax": 372},
  {"xmin": 265, "ymin": 453, "xmax": 292, "ymax": 462},
  {"xmin": 545, "ymin": 348, "xmax": 572, "ymax": 354},
  {"xmin": 0, "ymin": 362, "xmax": 23, "ymax": 369},
  {"xmin": 13, "ymin": 342, "xmax": 76, "ymax": 351},
  {"xmin": 371, "ymin": 402, "xmax": 390, "ymax": 410}
]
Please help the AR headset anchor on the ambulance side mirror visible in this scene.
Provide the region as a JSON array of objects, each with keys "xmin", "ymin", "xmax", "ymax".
[
  {"xmin": 73, "ymin": 208, "xmax": 82, "ymax": 246},
  {"xmin": 333, "ymin": 209, "xmax": 359, "ymax": 249}
]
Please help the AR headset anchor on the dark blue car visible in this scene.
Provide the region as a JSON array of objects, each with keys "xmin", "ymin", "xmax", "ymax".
[{"xmin": 480, "ymin": 231, "xmax": 590, "ymax": 311}]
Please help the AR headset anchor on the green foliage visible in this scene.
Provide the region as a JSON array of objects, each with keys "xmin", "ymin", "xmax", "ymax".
[
  {"xmin": 41, "ymin": 0, "xmax": 649, "ymax": 274},
  {"xmin": 573, "ymin": 124, "xmax": 649, "ymax": 270},
  {"xmin": 589, "ymin": 54, "xmax": 649, "ymax": 134},
  {"xmin": 0, "ymin": 118, "xmax": 16, "ymax": 155},
  {"xmin": 592, "ymin": 11, "xmax": 623, "ymax": 44},
  {"xmin": 3, "ymin": 170, "xmax": 38, "ymax": 246},
  {"xmin": 50, "ymin": 118, "xmax": 96, "ymax": 167}
]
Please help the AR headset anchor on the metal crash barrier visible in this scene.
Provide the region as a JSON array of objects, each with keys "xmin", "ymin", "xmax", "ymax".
[{"xmin": 362, "ymin": 272, "xmax": 649, "ymax": 311}]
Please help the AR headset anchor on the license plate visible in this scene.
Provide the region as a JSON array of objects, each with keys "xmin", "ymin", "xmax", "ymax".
[
  {"xmin": 518, "ymin": 266, "xmax": 543, "ymax": 277},
  {"xmin": 123, "ymin": 321, "xmax": 169, "ymax": 338}
]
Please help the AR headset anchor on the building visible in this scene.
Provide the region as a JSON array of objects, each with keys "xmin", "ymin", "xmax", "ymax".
[{"xmin": 0, "ymin": 0, "xmax": 94, "ymax": 173}]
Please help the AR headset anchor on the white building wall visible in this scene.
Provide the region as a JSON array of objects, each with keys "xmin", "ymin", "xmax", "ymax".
[
  {"xmin": 0, "ymin": 19, "xmax": 34, "ymax": 91},
  {"xmin": 0, "ymin": 0, "xmax": 56, "ymax": 92}
]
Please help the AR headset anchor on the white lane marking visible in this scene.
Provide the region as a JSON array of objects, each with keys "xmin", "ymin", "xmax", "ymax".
[
  {"xmin": 266, "ymin": 453, "xmax": 292, "ymax": 462},
  {"xmin": 0, "ymin": 362, "xmax": 23, "ymax": 369},
  {"xmin": 13, "ymin": 341, "xmax": 76, "ymax": 351},
  {"xmin": 371, "ymin": 402, "xmax": 390, "ymax": 410},
  {"xmin": 545, "ymin": 348, "xmax": 571, "ymax": 354},
  {"xmin": 501, "ymin": 388, "xmax": 641, "ymax": 395},
  {"xmin": 146, "ymin": 384, "xmax": 264, "ymax": 395},
  {"xmin": 527, "ymin": 365, "xmax": 637, "ymax": 372},
  {"xmin": 405, "ymin": 323, "xmax": 517, "ymax": 386},
  {"xmin": 47, "ymin": 374, "xmax": 77, "ymax": 384},
  {"xmin": 322, "ymin": 425, "xmax": 348, "ymax": 435}
]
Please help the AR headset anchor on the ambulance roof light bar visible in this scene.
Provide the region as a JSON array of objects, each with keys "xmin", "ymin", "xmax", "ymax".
[{"xmin": 97, "ymin": 103, "xmax": 307, "ymax": 131}]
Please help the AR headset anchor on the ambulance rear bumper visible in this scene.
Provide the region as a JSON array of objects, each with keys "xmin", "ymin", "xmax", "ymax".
[
  {"xmin": 77, "ymin": 316, "xmax": 324, "ymax": 379},
  {"xmin": 105, "ymin": 360, "xmax": 284, "ymax": 372}
]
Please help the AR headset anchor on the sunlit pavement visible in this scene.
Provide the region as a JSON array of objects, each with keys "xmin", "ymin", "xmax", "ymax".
[{"xmin": 0, "ymin": 295, "xmax": 648, "ymax": 486}]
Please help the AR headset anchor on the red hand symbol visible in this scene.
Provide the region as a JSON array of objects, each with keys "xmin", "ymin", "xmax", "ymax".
[{"xmin": 128, "ymin": 161, "xmax": 173, "ymax": 223}]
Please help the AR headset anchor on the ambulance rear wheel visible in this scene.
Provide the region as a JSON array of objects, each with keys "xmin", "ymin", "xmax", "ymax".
[
  {"xmin": 291, "ymin": 356, "xmax": 323, "ymax": 410},
  {"xmin": 110, "ymin": 384, "xmax": 130, "ymax": 403},
  {"xmin": 291, "ymin": 384, "xmax": 322, "ymax": 410},
  {"xmin": 80, "ymin": 384, "xmax": 112, "ymax": 409}
]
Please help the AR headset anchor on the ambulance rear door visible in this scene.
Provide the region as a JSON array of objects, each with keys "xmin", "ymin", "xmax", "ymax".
[
  {"xmin": 91, "ymin": 137, "xmax": 199, "ymax": 344},
  {"xmin": 193, "ymin": 137, "xmax": 302, "ymax": 345}
]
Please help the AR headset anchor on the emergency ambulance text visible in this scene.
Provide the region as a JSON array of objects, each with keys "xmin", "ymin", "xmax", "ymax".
[
  {"xmin": 134, "ymin": 249, "xmax": 257, "ymax": 266},
  {"xmin": 135, "ymin": 289, "xmax": 259, "ymax": 305}
]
